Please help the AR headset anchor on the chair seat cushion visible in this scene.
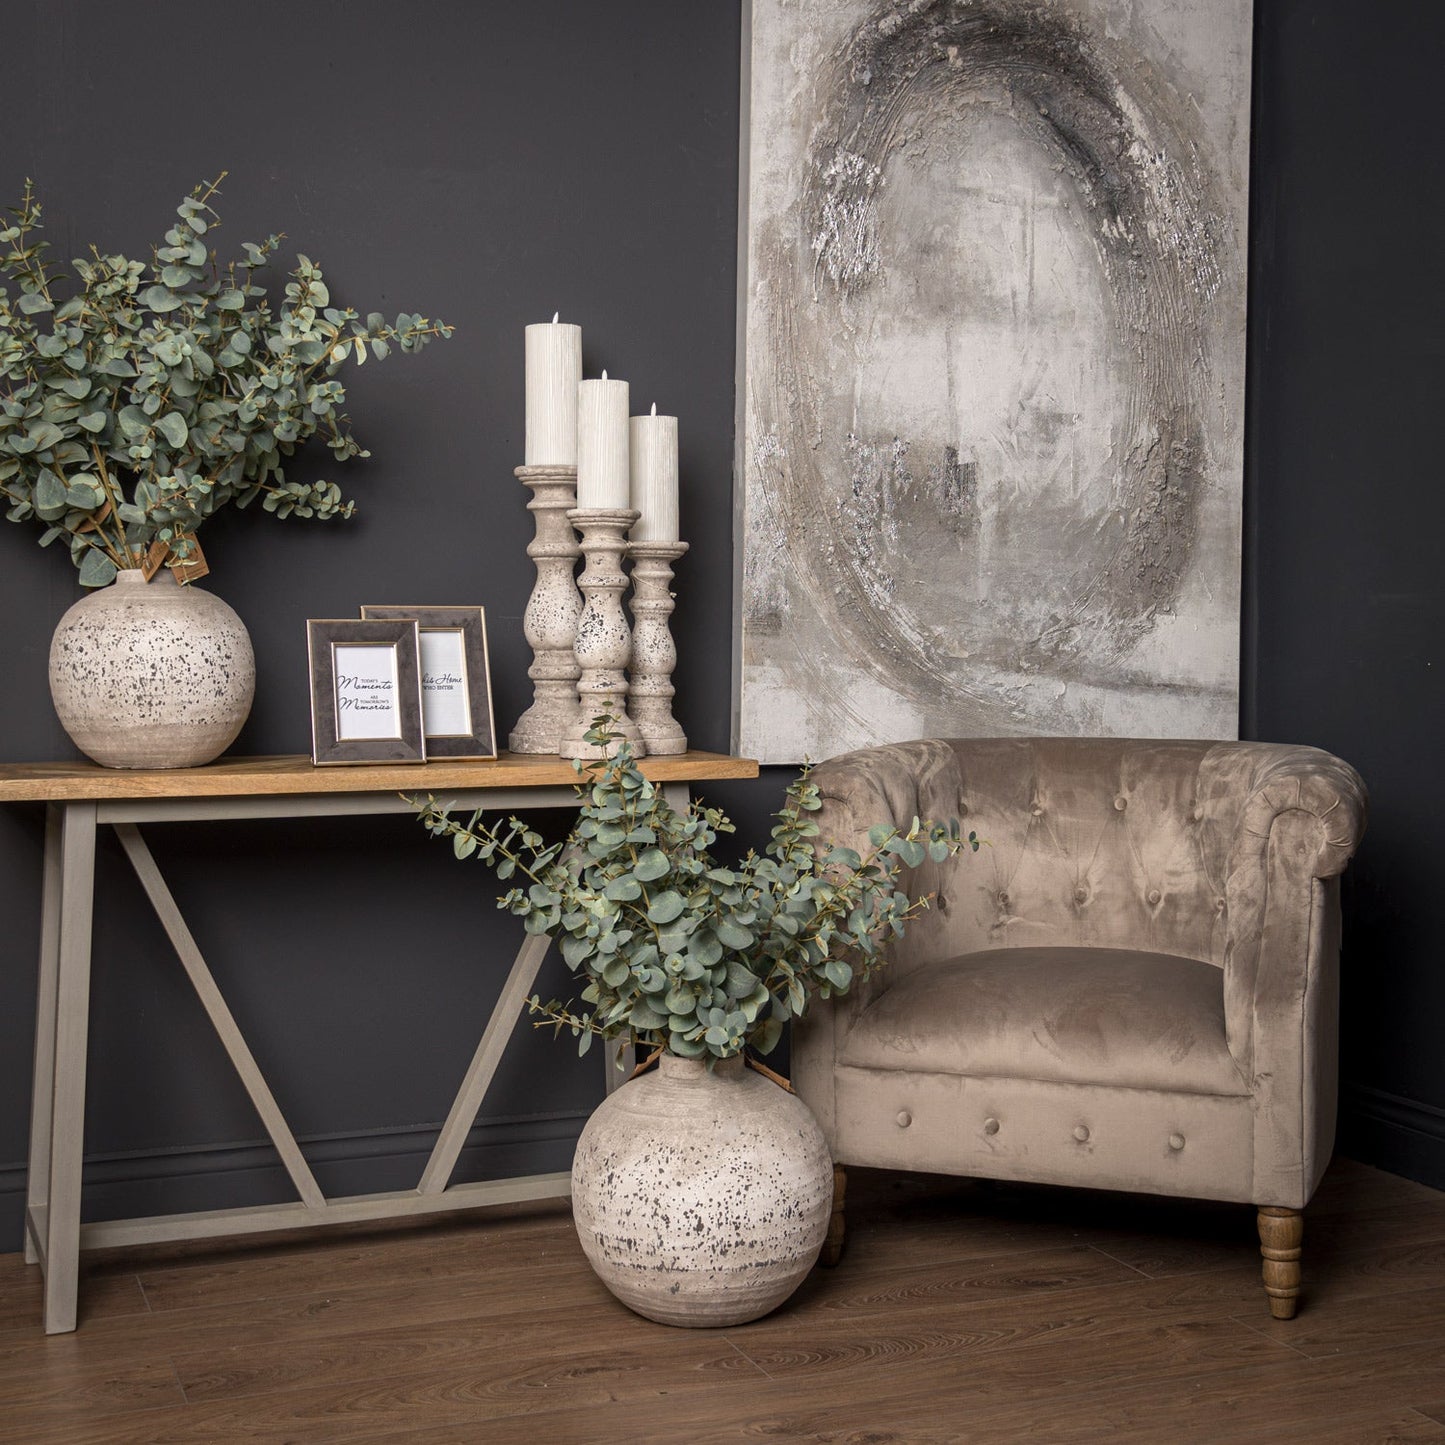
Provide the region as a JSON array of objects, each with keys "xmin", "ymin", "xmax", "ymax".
[{"xmin": 841, "ymin": 947, "xmax": 1250, "ymax": 1096}]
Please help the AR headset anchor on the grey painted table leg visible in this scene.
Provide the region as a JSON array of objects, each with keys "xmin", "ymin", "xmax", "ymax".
[
  {"xmin": 24, "ymin": 805, "xmax": 63, "ymax": 1267},
  {"xmin": 43, "ymin": 801, "xmax": 97, "ymax": 1334},
  {"xmin": 418, "ymin": 931, "xmax": 554, "ymax": 1195}
]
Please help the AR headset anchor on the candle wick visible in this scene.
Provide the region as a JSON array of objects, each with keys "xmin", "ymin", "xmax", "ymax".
[
  {"xmin": 651, "ymin": 402, "xmax": 657, "ymax": 416},
  {"xmin": 552, "ymin": 311, "xmax": 559, "ymax": 324}
]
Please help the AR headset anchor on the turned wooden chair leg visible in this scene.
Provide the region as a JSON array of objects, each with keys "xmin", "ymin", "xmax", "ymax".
[
  {"xmin": 820, "ymin": 1164, "xmax": 846, "ymax": 1267},
  {"xmin": 1258, "ymin": 1206, "xmax": 1304, "ymax": 1319}
]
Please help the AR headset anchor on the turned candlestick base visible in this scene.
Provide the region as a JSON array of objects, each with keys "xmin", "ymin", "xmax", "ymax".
[
  {"xmin": 509, "ymin": 465, "xmax": 584, "ymax": 755},
  {"xmin": 560, "ymin": 508, "xmax": 645, "ymax": 760},
  {"xmin": 628, "ymin": 540, "xmax": 688, "ymax": 756}
]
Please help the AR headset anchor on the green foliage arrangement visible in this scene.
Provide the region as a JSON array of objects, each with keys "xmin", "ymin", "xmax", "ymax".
[
  {"xmin": 417, "ymin": 723, "xmax": 979, "ymax": 1064},
  {"xmin": 0, "ymin": 174, "xmax": 452, "ymax": 586}
]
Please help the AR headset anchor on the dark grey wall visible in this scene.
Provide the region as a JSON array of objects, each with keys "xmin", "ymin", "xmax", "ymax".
[
  {"xmin": 0, "ymin": 0, "xmax": 749, "ymax": 1246},
  {"xmin": 2, "ymin": 0, "xmax": 1443, "ymax": 1253},
  {"xmin": 1244, "ymin": 0, "xmax": 1445, "ymax": 1185}
]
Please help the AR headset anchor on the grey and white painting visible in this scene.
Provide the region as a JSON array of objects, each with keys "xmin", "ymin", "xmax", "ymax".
[{"xmin": 736, "ymin": 0, "xmax": 1252, "ymax": 762}]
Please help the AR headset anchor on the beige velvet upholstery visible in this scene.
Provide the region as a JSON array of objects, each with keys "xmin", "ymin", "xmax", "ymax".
[{"xmin": 794, "ymin": 739, "xmax": 1367, "ymax": 1216}]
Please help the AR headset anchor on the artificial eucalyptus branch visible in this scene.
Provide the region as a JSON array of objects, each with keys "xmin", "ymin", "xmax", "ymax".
[
  {"xmin": 0, "ymin": 174, "xmax": 452, "ymax": 585},
  {"xmin": 416, "ymin": 720, "xmax": 979, "ymax": 1064}
]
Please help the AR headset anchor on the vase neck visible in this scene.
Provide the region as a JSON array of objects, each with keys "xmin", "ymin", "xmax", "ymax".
[
  {"xmin": 658, "ymin": 1053, "xmax": 745, "ymax": 1081},
  {"xmin": 112, "ymin": 567, "xmax": 177, "ymax": 589}
]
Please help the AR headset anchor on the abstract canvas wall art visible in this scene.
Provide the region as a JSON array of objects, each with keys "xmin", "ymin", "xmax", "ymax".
[{"xmin": 736, "ymin": 0, "xmax": 1253, "ymax": 762}]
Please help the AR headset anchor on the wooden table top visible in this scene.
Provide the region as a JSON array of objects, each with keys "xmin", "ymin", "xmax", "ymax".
[{"xmin": 0, "ymin": 750, "xmax": 760, "ymax": 804}]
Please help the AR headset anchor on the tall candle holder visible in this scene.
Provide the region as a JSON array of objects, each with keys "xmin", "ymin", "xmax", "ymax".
[
  {"xmin": 509, "ymin": 465, "xmax": 584, "ymax": 755},
  {"xmin": 560, "ymin": 508, "xmax": 646, "ymax": 760},
  {"xmin": 628, "ymin": 540, "xmax": 689, "ymax": 755}
]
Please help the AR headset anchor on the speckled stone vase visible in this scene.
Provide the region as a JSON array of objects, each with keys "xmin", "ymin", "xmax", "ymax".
[
  {"xmin": 49, "ymin": 569, "xmax": 255, "ymax": 769},
  {"xmin": 570, "ymin": 1052, "xmax": 833, "ymax": 1327}
]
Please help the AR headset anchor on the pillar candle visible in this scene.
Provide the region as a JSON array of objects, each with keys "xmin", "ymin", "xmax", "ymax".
[
  {"xmin": 577, "ymin": 371, "xmax": 631, "ymax": 508},
  {"xmin": 629, "ymin": 404, "xmax": 679, "ymax": 542},
  {"xmin": 524, "ymin": 314, "xmax": 582, "ymax": 465}
]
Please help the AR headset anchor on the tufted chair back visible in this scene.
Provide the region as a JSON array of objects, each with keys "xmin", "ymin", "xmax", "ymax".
[
  {"xmin": 873, "ymin": 738, "xmax": 1251, "ymax": 968},
  {"xmin": 809, "ymin": 736, "xmax": 1367, "ymax": 1076}
]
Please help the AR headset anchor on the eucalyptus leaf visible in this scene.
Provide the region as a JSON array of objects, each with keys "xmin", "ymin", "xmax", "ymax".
[
  {"xmin": 646, "ymin": 891, "xmax": 685, "ymax": 925},
  {"xmin": 629, "ymin": 1000, "xmax": 667, "ymax": 1030},
  {"xmin": 77, "ymin": 548, "xmax": 117, "ymax": 588},
  {"xmin": 634, "ymin": 848, "xmax": 671, "ymax": 882},
  {"xmin": 715, "ymin": 919, "xmax": 754, "ymax": 951},
  {"xmin": 156, "ymin": 412, "xmax": 189, "ymax": 449},
  {"xmin": 32, "ymin": 469, "xmax": 68, "ymax": 519}
]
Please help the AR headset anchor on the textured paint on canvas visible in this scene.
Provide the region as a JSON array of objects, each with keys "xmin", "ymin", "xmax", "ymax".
[{"xmin": 737, "ymin": 0, "xmax": 1252, "ymax": 763}]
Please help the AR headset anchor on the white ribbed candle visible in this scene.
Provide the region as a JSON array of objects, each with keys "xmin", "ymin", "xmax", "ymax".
[
  {"xmin": 577, "ymin": 372, "xmax": 630, "ymax": 508},
  {"xmin": 630, "ymin": 405, "xmax": 679, "ymax": 542},
  {"xmin": 524, "ymin": 316, "xmax": 582, "ymax": 465}
]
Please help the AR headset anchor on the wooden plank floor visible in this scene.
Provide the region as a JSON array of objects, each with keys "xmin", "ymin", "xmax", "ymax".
[{"xmin": 2, "ymin": 1157, "xmax": 1443, "ymax": 1442}]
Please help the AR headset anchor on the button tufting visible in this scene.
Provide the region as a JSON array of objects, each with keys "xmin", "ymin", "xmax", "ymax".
[
  {"xmin": 896, "ymin": 1110, "xmax": 912, "ymax": 1128},
  {"xmin": 1147, "ymin": 888, "xmax": 1162, "ymax": 906},
  {"xmin": 1031, "ymin": 804, "xmax": 1044, "ymax": 817},
  {"xmin": 1168, "ymin": 1133, "xmax": 1186, "ymax": 1151},
  {"xmin": 1073, "ymin": 886, "xmax": 1088, "ymax": 904},
  {"xmin": 983, "ymin": 1116, "xmax": 1001, "ymax": 1135},
  {"xmin": 1073, "ymin": 1125, "xmax": 1091, "ymax": 1143},
  {"xmin": 1114, "ymin": 795, "xmax": 1128, "ymax": 811},
  {"xmin": 937, "ymin": 893, "xmax": 950, "ymax": 913},
  {"xmin": 998, "ymin": 890, "xmax": 1010, "ymax": 906}
]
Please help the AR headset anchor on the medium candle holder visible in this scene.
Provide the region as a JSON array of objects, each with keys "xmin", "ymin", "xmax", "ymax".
[
  {"xmin": 509, "ymin": 465, "xmax": 584, "ymax": 755},
  {"xmin": 627, "ymin": 540, "xmax": 689, "ymax": 756},
  {"xmin": 560, "ymin": 508, "xmax": 646, "ymax": 760}
]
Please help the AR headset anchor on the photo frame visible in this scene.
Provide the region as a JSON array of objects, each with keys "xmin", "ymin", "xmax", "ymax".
[
  {"xmin": 307, "ymin": 618, "xmax": 427, "ymax": 766},
  {"xmin": 359, "ymin": 605, "xmax": 497, "ymax": 759}
]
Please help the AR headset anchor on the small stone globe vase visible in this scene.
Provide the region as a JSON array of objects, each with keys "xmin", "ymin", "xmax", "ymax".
[
  {"xmin": 570, "ymin": 1052, "xmax": 833, "ymax": 1327},
  {"xmin": 48, "ymin": 569, "xmax": 255, "ymax": 769}
]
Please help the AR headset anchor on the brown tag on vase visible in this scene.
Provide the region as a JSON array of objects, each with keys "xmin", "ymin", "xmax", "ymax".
[
  {"xmin": 140, "ymin": 540, "xmax": 170, "ymax": 581},
  {"xmin": 167, "ymin": 534, "xmax": 210, "ymax": 585}
]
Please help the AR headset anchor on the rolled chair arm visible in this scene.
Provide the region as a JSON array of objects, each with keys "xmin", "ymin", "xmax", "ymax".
[
  {"xmin": 1222, "ymin": 744, "xmax": 1367, "ymax": 1132},
  {"xmin": 1234, "ymin": 745, "xmax": 1369, "ymax": 882}
]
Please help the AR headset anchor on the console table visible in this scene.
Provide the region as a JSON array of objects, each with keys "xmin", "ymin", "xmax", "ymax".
[{"xmin": 0, "ymin": 749, "xmax": 759, "ymax": 1333}]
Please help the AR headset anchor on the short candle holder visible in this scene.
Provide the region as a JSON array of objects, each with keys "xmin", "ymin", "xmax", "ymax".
[
  {"xmin": 509, "ymin": 466, "xmax": 585, "ymax": 754},
  {"xmin": 560, "ymin": 508, "xmax": 646, "ymax": 760},
  {"xmin": 627, "ymin": 540, "xmax": 689, "ymax": 756}
]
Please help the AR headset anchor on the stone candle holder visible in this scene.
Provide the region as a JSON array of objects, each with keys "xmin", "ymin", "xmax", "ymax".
[
  {"xmin": 560, "ymin": 508, "xmax": 646, "ymax": 760},
  {"xmin": 627, "ymin": 540, "xmax": 688, "ymax": 756},
  {"xmin": 509, "ymin": 465, "xmax": 584, "ymax": 755}
]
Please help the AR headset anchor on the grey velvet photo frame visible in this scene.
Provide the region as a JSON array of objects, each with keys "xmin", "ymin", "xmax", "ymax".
[
  {"xmin": 359, "ymin": 605, "xmax": 497, "ymax": 759},
  {"xmin": 307, "ymin": 618, "xmax": 427, "ymax": 766}
]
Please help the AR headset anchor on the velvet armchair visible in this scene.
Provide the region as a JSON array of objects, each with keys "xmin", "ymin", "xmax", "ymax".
[{"xmin": 793, "ymin": 737, "xmax": 1367, "ymax": 1318}]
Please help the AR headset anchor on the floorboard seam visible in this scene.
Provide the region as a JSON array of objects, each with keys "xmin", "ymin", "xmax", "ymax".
[
  {"xmin": 1226, "ymin": 1312, "xmax": 1319, "ymax": 1358},
  {"xmin": 1083, "ymin": 1242, "xmax": 1158, "ymax": 1277},
  {"xmin": 167, "ymin": 1354, "xmax": 189, "ymax": 1406},
  {"xmin": 725, "ymin": 1333, "xmax": 778, "ymax": 1381}
]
